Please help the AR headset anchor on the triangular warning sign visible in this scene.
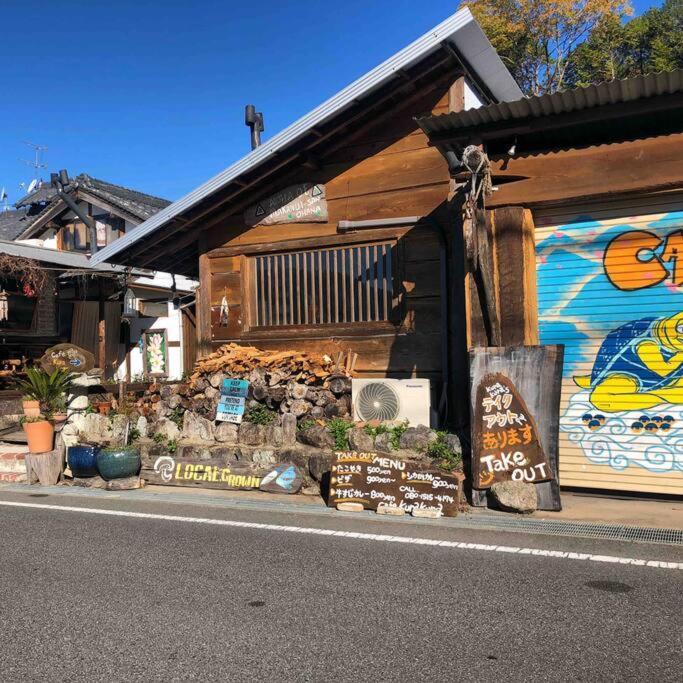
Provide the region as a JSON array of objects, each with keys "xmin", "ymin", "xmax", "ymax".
[
  {"xmin": 254, "ymin": 204, "xmax": 265, "ymax": 217},
  {"xmin": 311, "ymin": 184, "xmax": 323, "ymax": 197}
]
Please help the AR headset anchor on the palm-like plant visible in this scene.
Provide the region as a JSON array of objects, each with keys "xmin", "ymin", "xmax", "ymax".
[{"xmin": 16, "ymin": 368, "xmax": 75, "ymax": 417}]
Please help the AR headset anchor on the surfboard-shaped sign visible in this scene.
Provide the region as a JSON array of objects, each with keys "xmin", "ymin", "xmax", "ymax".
[{"xmin": 472, "ymin": 373, "xmax": 553, "ymax": 489}]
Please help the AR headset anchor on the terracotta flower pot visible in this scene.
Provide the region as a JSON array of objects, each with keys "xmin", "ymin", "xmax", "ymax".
[
  {"xmin": 22, "ymin": 400, "xmax": 41, "ymax": 418},
  {"xmin": 52, "ymin": 412, "xmax": 68, "ymax": 423},
  {"xmin": 96, "ymin": 401, "xmax": 112, "ymax": 416},
  {"xmin": 23, "ymin": 420, "xmax": 55, "ymax": 454}
]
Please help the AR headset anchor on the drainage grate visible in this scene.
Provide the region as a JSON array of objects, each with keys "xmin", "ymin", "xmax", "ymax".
[{"xmin": 450, "ymin": 514, "xmax": 683, "ymax": 546}]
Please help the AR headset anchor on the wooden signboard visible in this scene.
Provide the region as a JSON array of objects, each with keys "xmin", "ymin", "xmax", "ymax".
[
  {"xmin": 472, "ymin": 373, "xmax": 551, "ymax": 488},
  {"xmin": 216, "ymin": 378, "xmax": 249, "ymax": 423},
  {"xmin": 327, "ymin": 451, "xmax": 461, "ymax": 517},
  {"xmin": 244, "ymin": 183, "xmax": 327, "ymax": 227},
  {"xmin": 39, "ymin": 343, "xmax": 95, "ymax": 374},
  {"xmin": 470, "ymin": 346, "xmax": 564, "ymax": 511},
  {"xmin": 141, "ymin": 456, "xmax": 303, "ymax": 493}
]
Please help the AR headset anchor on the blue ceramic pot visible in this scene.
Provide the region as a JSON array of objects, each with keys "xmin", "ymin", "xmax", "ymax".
[
  {"xmin": 67, "ymin": 445, "xmax": 100, "ymax": 478},
  {"xmin": 96, "ymin": 446, "xmax": 141, "ymax": 480}
]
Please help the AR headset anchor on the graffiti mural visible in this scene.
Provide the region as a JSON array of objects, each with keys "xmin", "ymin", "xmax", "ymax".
[{"xmin": 536, "ymin": 210, "xmax": 683, "ymax": 481}]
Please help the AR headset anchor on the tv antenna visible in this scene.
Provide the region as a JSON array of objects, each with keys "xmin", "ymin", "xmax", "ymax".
[{"xmin": 20, "ymin": 141, "xmax": 48, "ymax": 186}]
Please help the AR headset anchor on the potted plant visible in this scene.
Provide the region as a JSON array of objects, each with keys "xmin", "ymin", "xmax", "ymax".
[
  {"xmin": 51, "ymin": 396, "xmax": 68, "ymax": 423},
  {"xmin": 21, "ymin": 415, "xmax": 55, "ymax": 454},
  {"xmin": 16, "ymin": 367, "xmax": 74, "ymax": 419},
  {"xmin": 21, "ymin": 397, "xmax": 41, "ymax": 418}
]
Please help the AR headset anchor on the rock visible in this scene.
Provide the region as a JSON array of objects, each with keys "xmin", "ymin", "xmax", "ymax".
[
  {"xmin": 204, "ymin": 386, "xmax": 220, "ymax": 401},
  {"xmin": 136, "ymin": 415, "xmax": 148, "ymax": 438},
  {"xmin": 181, "ymin": 412, "xmax": 215, "ymax": 441},
  {"xmin": 290, "ymin": 399, "xmax": 310, "ymax": 417},
  {"xmin": 445, "ymin": 433, "xmax": 462, "ymax": 454},
  {"xmin": 288, "ymin": 382, "xmax": 308, "ymax": 400},
  {"xmin": 308, "ymin": 452, "xmax": 334, "ymax": 482},
  {"xmin": 154, "ymin": 418, "xmax": 180, "ymax": 442},
  {"xmin": 263, "ymin": 425, "xmax": 283, "ymax": 446},
  {"xmin": 377, "ymin": 504, "xmax": 405, "ymax": 516},
  {"xmin": 282, "ymin": 413, "xmax": 297, "ymax": 445},
  {"xmin": 238, "ymin": 422, "xmax": 265, "ymax": 446},
  {"xmin": 259, "ymin": 464, "xmax": 304, "ymax": 494},
  {"xmin": 209, "ymin": 371, "xmax": 224, "ymax": 388},
  {"xmin": 215, "ymin": 422, "xmax": 238, "ymax": 443},
  {"xmin": 178, "ymin": 445, "xmax": 213, "ymax": 460},
  {"xmin": 399, "ymin": 426, "xmax": 438, "ymax": 451},
  {"xmin": 298, "ymin": 425, "xmax": 334, "ymax": 449},
  {"xmin": 71, "ymin": 475, "xmax": 107, "ymax": 489},
  {"xmin": 301, "ymin": 484, "xmax": 322, "ymax": 497},
  {"xmin": 209, "ymin": 446, "xmax": 240, "ymax": 463},
  {"xmin": 252, "ymin": 450, "xmax": 277, "ymax": 467},
  {"xmin": 167, "ymin": 394, "xmax": 183, "ymax": 409},
  {"xmin": 490, "ymin": 481, "xmax": 538, "ymax": 514},
  {"xmin": 79, "ymin": 413, "xmax": 113, "ymax": 444},
  {"xmin": 310, "ymin": 406, "xmax": 325, "ymax": 419},
  {"xmin": 337, "ymin": 502, "xmax": 364, "ymax": 512},
  {"xmin": 412, "ymin": 508, "xmax": 442, "ymax": 519},
  {"xmin": 106, "ymin": 476, "xmax": 143, "ymax": 491},
  {"xmin": 348, "ymin": 428, "xmax": 374, "ymax": 452},
  {"xmin": 374, "ymin": 432, "xmax": 395, "ymax": 453}
]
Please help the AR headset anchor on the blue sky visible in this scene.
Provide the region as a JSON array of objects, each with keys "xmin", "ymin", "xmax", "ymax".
[{"xmin": 0, "ymin": 0, "xmax": 660, "ymax": 204}]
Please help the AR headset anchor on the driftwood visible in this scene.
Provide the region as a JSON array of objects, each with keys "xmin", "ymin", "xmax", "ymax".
[{"xmin": 25, "ymin": 434, "xmax": 65, "ymax": 486}]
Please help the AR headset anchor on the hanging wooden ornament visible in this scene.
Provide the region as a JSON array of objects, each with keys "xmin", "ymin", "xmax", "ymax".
[
  {"xmin": 0, "ymin": 289, "xmax": 8, "ymax": 322},
  {"xmin": 219, "ymin": 295, "xmax": 229, "ymax": 326}
]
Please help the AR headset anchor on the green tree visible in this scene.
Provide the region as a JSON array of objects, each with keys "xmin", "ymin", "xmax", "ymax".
[
  {"xmin": 569, "ymin": 0, "xmax": 683, "ymax": 86},
  {"xmin": 463, "ymin": 0, "xmax": 633, "ymax": 94}
]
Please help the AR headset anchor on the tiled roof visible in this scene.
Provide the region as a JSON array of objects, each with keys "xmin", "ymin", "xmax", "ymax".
[
  {"xmin": 0, "ymin": 209, "xmax": 32, "ymax": 241},
  {"xmin": 14, "ymin": 184, "xmax": 56, "ymax": 208}
]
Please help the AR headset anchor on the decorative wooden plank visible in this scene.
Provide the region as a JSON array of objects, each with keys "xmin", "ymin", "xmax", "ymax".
[
  {"xmin": 244, "ymin": 183, "xmax": 328, "ymax": 227},
  {"xmin": 326, "ymin": 451, "xmax": 461, "ymax": 517},
  {"xmin": 469, "ymin": 346, "xmax": 564, "ymax": 511}
]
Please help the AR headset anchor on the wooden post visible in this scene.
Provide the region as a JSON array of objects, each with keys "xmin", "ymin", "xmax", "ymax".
[{"xmin": 197, "ymin": 247, "xmax": 212, "ymax": 358}]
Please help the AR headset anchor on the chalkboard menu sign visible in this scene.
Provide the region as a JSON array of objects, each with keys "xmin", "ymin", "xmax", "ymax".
[
  {"xmin": 216, "ymin": 378, "xmax": 249, "ymax": 423},
  {"xmin": 327, "ymin": 451, "xmax": 461, "ymax": 517},
  {"xmin": 472, "ymin": 372, "xmax": 552, "ymax": 488}
]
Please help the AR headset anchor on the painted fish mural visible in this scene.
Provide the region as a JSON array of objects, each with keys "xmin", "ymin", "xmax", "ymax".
[{"xmin": 536, "ymin": 209, "xmax": 683, "ymax": 486}]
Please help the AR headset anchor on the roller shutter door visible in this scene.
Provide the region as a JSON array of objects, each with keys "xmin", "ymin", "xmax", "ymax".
[{"xmin": 535, "ymin": 194, "xmax": 683, "ymax": 496}]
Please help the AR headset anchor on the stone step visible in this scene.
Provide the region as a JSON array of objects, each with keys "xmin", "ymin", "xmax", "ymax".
[
  {"xmin": 0, "ymin": 472, "xmax": 27, "ymax": 483},
  {"xmin": 0, "ymin": 449, "xmax": 28, "ymax": 474}
]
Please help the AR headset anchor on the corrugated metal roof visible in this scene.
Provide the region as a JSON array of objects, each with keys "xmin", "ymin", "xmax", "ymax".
[
  {"xmin": 416, "ymin": 69, "xmax": 683, "ymax": 138},
  {"xmin": 91, "ymin": 7, "xmax": 522, "ymax": 267},
  {"xmin": 0, "ymin": 239, "xmax": 129, "ymax": 272}
]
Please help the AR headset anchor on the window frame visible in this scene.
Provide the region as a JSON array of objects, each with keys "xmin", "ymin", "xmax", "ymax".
[{"xmin": 241, "ymin": 236, "xmax": 405, "ymax": 338}]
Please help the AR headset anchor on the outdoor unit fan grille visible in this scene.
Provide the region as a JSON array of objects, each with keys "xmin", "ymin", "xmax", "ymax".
[{"xmin": 355, "ymin": 382, "xmax": 400, "ymax": 422}]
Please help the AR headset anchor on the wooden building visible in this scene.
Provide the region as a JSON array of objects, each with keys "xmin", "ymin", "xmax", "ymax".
[
  {"xmin": 91, "ymin": 8, "xmax": 521, "ymax": 426},
  {"xmin": 0, "ymin": 174, "xmax": 196, "ymax": 382},
  {"xmin": 416, "ymin": 69, "xmax": 683, "ymax": 496}
]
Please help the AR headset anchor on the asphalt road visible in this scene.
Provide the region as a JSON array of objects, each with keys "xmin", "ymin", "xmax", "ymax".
[{"xmin": 0, "ymin": 490, "xmax": 681, "ymax": 682}]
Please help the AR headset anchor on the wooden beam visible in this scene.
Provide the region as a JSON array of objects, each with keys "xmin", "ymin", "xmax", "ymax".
[
  {"xmin": 485, "ymin": 133, "xmax": 683, "ymax": 208},
  {"xmin": 197, "ymin": 247, "xmax": 212, "ymax": 358}
]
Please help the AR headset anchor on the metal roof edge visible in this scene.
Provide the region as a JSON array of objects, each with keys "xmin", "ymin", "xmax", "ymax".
[
  {"xmin": 91, "ymin": 7, "xmax": 520, "ymax": 266},
  {"xmin": 0, "ymin": 239, "xmax": 127, "ymax": 272}
]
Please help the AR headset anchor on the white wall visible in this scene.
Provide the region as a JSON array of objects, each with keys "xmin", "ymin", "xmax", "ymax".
[{"xmin": 464, "ymin": 79, "xmax": 484, "ymax": 110}]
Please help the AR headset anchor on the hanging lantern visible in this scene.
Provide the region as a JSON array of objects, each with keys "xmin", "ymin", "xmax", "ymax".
[
  {"xmin": 123, "ymin": 288, "xmax": 138, "ymax": 318},
  {"xmin": 0, "ymin": 289, "xmax": 8, "ymax": 322}
]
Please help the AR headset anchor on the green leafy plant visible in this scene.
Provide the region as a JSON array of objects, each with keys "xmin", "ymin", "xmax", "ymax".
[
  {"xmin": 16, "ymin": 367, "xmax": 74, "ymax": 415},
  {"xmin": 425, "ymin": 431, "xmax": 463, "ymax": 471},
  {"xmin": 167, "ymin": 407, "xmax": 184, "ymax": 429},
  {"xmin": 84, "ymin": 404, "xmax": 97, "ymax": 415},
  {"xmin": 297, "ymin": 417, "xmax": 317, "ymax": 432},
  {"xmin": 328, "ymin": 418, "xmax": 354, "ymax": 450},
  {"xmin": 152, "ymin": 432, "xmax": 167, "ymax": 445},
  {"xmin": 167, "ymin": 439, "xmax": 178, "ymax": 455},
  {"xmin": 244, "ymin": 403, "xmax": 276, "ymax": 425},
  {"xmin": 20, "ymin": 414, "xmax": 49, "ymax": 424},
  {"xmin": 128, "ymin": 427, "xmax": 141, "ymax": 442},
  {"xmin": 363, "ymin": 421, "xmax": 408, "ymax": 450}
]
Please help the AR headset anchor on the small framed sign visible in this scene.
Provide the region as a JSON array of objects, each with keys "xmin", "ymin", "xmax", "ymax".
[
  {"xmin": 216, "ymin": 378, "xmax": 249, "ymax": 423},
  {"xmin": 142, "ymin": 329, "xmax": 168, "ymax": 377}
]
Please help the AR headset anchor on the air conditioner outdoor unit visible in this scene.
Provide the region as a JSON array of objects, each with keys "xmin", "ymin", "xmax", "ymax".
[{"xmin": 352, "ymin": 378, "xmax": 431, "ymax": 427}]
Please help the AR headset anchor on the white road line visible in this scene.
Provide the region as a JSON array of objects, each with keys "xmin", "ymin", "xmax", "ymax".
[{"xmin": 1, "ymin": 500, "xmax": 681, "ymax": 570}]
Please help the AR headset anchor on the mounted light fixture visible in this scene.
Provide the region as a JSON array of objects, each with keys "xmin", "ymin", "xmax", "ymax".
[{"xmin": 123, "ymin": 287, "xmax": 138, "ymax": 318}]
